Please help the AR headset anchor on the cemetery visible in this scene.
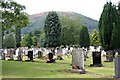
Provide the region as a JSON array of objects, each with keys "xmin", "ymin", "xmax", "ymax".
[
  {"xmin": 0, "ymin": 46, "xmax": 117, "ymax": 78},
  {"xmin": 1, "ymin": 0, "xmax": 120, "ymax": 79}
]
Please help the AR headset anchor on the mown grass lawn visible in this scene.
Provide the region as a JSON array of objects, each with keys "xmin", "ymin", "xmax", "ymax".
[{"xmin": 2, "ymin": 54, "xmax": 115, "ymax": 78}]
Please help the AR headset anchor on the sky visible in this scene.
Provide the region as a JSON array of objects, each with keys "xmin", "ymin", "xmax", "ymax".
[{"xmin": 14, "ymin": 0, "xmax": 119, "ymax": 20}]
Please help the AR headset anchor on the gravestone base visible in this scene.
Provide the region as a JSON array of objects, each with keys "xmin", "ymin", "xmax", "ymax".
[
  {"xmin": 114, "ymin": 55, "xmax": 120, "ymax": 78},
  {"xmin": 104, "ymin": 60, "xmax": 113, "ymax": 62},
  {"xmin": 24, "ymin": 60, "xmax": 34, "ymax": 62},
  {"xmin": 89, "ymin": 64, "xmax": 103, "ymax": 67},
  {"xmin": 15, "ymin": 59, "xmax": 22, "ymax": 61},
  {"xmin": 8, "ymin": 58, "xmax": 14, "ymax": 61},
  {"xmin": 71, "ymin": 69, "xmax": 85, "ymax": 74},
  {"xmin": 46, "ymin": 59, "xmax": 55, "ymax": 63},
  {"xmin": 57, "ymin": 56, "xmax": 63, "ymax": 60}
]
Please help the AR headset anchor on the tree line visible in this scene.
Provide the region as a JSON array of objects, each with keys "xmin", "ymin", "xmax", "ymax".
[
  {"xmin": 21, "ymin": 11, "xmax": 92, "ymax": 48},
  {"xmin": 0, "ymin": 0, "xmax": 99, "ymax": 49},
  {"xmin": 3, "ymin": 0, "xmax": 120, "ymax": 51}
]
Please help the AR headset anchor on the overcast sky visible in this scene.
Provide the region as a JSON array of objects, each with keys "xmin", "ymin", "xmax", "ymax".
[{"xmin": 14, "ymin": 0, "xmax": 119, "ymax": 20}]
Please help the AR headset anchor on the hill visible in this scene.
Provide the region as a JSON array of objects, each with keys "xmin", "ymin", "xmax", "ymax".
[{"xmin": 21, "ymin": 12, "xmax": 98, "ymax": 35}]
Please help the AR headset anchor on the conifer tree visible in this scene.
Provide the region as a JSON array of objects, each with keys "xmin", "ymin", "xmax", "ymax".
[
  {"xmin": 44, "ymin": 11, "xmax": 61, "ymax": 47},
  {"xmin": 98, "ymin": 2, "xmax": 119, "ymax": 50},
  {"xmin": 111, "ymin": 5, "xmax": 120, "ymax": 50},
  {"xmin": 79, "ymin": 26, "xmax": 90, "ymax": 48}
]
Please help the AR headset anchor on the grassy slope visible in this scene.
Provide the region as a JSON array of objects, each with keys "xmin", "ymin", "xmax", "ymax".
[{"xmin": 2, "ymin": 54, "xmax": 114, "ymax": 78}]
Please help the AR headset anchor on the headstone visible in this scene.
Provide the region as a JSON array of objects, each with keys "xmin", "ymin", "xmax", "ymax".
[
  {"xmin": 2, "ymin": 49, "xmax": 7, "ymax": 60},
  {"xmin": 101, "ymin": 50, "xmax": 106, "ymax": 57},
  {"xmin": 0, "ymin": 49, "xmax": 5, "ymax": 60},
  {"xmin": 7, "ymin": 49, "xmax": 11, "ymax": 57},
  {"xmin": 90, "ymin": 51, "xmax": 103, "ymax": 67},
  {"xmin": 38, "ymin": 51, "xmax": 43, "ymax": 58},
  {"xmin": 93, "ymin": 52, "xmax": 101, "ymax": 64},
  {"xmin": 46, "ymin": 52, "xmax": 55, "ymax": 63},
  {"xmin": 17, "ymin": 52, "xmax": 22, "ymax": 61},
  {"xmin": 105, "ymin": 50, "xmax": 113, "ymax": 62},
  {"xmin": 114, "ymin": 55, "xmax": 120, "ymax": 78},
  {"xmin": 1, "ymin": 53, "xmax": 5, "ymax": 60},
  {"xmin": 57, "ymin": 47, "xmax": 63, "ymax": 60},
  {"xmin": 16, "ymin": 48, "xmax": 23, "ymax": 61},
  {"xmin": 28, "ymin": 51, "xmax": 33, "ymax": 61},
  {"xmin": 71, "ymin": 48, "xmax": 85, "ymax": 74},
  {"xmin": 64, "ymin": 48, "xmax": 70, "ymax": 58},
  {"xmin": 9, "ymin": 49, "xmax": 14, "ymax": 60}
]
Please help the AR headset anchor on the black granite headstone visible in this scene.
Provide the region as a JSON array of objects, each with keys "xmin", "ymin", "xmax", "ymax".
[
  {"xmin": 90, "ymin": 52, "xmax": 102, "ymax": 67},
  {"xmin": 93, "ymin": 52, "xmax": 101, "ymax": 64},
  {"xmin": 28, "ymin": 51, "xmax": 33, "ymax": 61},
  {"xmin": 46, "ymin": 52, "xmax": 55, "ymax": 63}
]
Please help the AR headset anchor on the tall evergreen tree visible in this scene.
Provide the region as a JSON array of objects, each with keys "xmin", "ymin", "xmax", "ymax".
[
  {"xmin": 98, "ymin": 2, "xmax": 118, "ymax": 50},
  {"xmin": 79, "ymin": 26, "xmax": 90, "ymax": 48},
  {"xmin": 110, "ymin": 4, "xmax": 120, "ymax": 50},
  {"xmin": 44, "ymin": 11, "xmax": 61, "ymax": 47}
]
